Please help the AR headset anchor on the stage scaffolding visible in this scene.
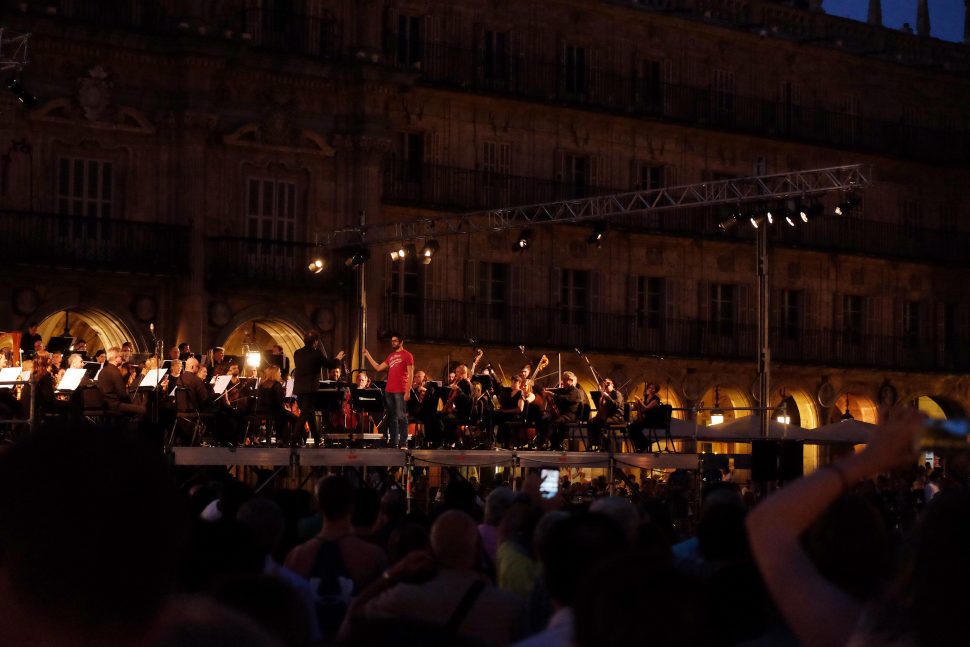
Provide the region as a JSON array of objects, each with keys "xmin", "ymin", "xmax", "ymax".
[{"xmin": 169, "ymin": 447, "xmax": 698, "ymax": 503}]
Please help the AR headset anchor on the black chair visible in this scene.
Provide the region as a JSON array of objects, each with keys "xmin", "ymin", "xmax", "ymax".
[
  {"xmin": 644, "ymin": 404, "xmax": 674, "ymax": 453},
  {"xmin": 80, "ymin": 386, "xmax": 123, "ymax": 427},
  {"xmin": 605, "ymin": 402, "xmax": 633, "ymax": 453},
  {"xmin": 565, "ymin": 402, "xmax": 592, "ymax": 451},
  {"xmin": 166, "ymin": 387, "xmax": 209, "ymax": 447}
]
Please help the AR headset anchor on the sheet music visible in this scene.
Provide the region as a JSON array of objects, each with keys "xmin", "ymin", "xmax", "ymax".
[
  {"xmin": 0, "ymin": 367, "xmax": 23, "ymax": 389},
  {"xmin": 285, "ymin": 378, "xmax": 294, "ymax": 399},
  {"xmin": 138, "ymin": 368, "xmax": 168, "ymax": 389},
  {"xmin": 56, "ymin": 368, "xmax": 87, "ymax": 392},
  {"xmin": 212, "ymin": 375, "xmax": 232, "ymax": 395}
]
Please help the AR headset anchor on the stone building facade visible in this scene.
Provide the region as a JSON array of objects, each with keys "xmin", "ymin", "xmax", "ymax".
[{"xmin": 2, "ymin": 0, "xmax": 970, "ymax": 449}]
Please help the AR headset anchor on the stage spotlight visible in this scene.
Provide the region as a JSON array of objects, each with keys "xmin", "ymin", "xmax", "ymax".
[
  {"xmin": 835, "ymin": 191, "xmax": 861, "ymax": 216},
  {"xmin": 587, "ymin": 221, "xmax": 608, "ymax": 245},
  {"xmin": 799, "ymin": 207, "xmax": 809, "ymax": 222},
  {"xmin": 785, "ymin": 213, "xmax": 796, "ymax": 227},
  {"xmin": 5, "ymin": 78, "xmax": 37, "ymax": 109},
  {"xmin": 766, "ymin": 209, "xmax": 774, "ymax": 225},
  {"xmin": 750, "ymin": 216, "xmax": 760, "ymax": 229},
  {"xmin": 718, "ymin": 214, "xmax": 738, "ymax": 232},
  {"xmin": 514, "ymin": 229, "xmax": 534, "ymax": 251},
  {"xmin": 344, "ymin": 248, "xmax": 370, "ymax": 267},
  {"xmin": 421, "ymin": 239, "xmax": 439, "ymax": 265},
  {"xmin": 307, "ymin": 258, "xmax": 325, "ymax": 274}
]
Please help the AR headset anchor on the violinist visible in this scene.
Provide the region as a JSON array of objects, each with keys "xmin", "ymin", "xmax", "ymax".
[
  {"xmin": 536, "ymin": 371, "xmax": 583, "ymax": 450},
  {"xmin": 587, "ymin": 378, "xmax": 625, "ymax": 452},
  {"xmin": 441, "ymin": 363, "xmax": 472, "ymax": 446},
  {"xmin": 628, "ymin": 382, "xmax": 662, "ymax": 453},
  {"xmin": 410, "ymin": 370, "xmax": 443, "ymax": 448},
  {"xmin": 257, "ymin": 365, "xmax": 297, "ymax": 445},
  {"xmin": 214, "ymin": 360, "xmax": 252, "ymax": 447}
]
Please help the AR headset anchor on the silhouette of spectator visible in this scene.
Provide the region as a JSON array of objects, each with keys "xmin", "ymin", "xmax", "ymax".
[{"xmin": 0, "ymin": 428, "xmax": 187, "ymax": 645}]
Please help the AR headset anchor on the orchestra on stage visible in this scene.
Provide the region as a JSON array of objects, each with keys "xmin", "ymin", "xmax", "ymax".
[{"xmin": 0, "ymin": 325, "xmax": 675, "ymax": 452}]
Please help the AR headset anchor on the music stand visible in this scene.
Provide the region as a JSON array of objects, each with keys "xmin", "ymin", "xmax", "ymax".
[
  {"xmin": 349, "ymin": 386, "xmax": 386, "ymax": 447},
  {"xmin": 46, "ymin": 336, "xmax": 73, "ymax": 355},
  {"xmin": 471, "ymin": 374, "xmax": 494, "ymax": 392},
  {"xmin": 138, "ymin": 368, "xmax": 168, "ymax": 391}
]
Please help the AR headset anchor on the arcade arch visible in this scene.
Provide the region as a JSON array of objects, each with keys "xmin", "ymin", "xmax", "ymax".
[
  {"xmin": 697, "ymin": 383, "xmax": 751, "ymax": 427},
  {"xmin": 35, "ymin": 307, "xmax": 144, "ymax": 355},
  {"xmin": 910, "ymin": 395, "xmax": 965, "ymax": 420},
  {"xmin": 213, "ymin": 306, "xmax": 313, "ymax": 369},
  {"xmin": 829, "ymin": 391, "xmax": 878, "ymax": 424},
  {"xmin": 771, "ymin": 388, "xmax": 820, "ymax": 429}
]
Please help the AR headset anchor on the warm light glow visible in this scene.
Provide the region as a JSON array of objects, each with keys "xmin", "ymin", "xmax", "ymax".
[
  {"xmin": 766, "ymin": 211, "xmax": 774, "ymax": 224},
  {"xmin": 750, "ymin": 217, "xmax": 759, "ymax": 228},
  {"xmin": 246, "ymin": 351, "xmax": 261, "ymax": 369},
  {"xmin": 800, "ymin": 210, "xmax": 809, "ymax": 222},
  {"xmin": 710, "ymin": 412, "xmax": 725, "ymax": 425},
  {"xmin": 785, "ymin": 215, "xmax": 795, "ymax": 226},
  {"xmin": 776, "ymin": 414, "xmax": 791, "ymax": 424},
  {"xmin": 834, "ymin": 205, "xmax": 843, "ymax": 216},
  {"xmin": 390, "ymin": 250, "xmax": 400, "ymax": 261}
]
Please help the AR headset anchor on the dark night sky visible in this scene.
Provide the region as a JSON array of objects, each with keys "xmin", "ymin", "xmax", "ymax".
[{"xmin": 825, "ymin": 0, "xmax": 965, "ymax": 42}]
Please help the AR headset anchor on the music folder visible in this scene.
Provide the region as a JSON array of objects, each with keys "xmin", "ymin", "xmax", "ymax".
[
  {"xmin": 83, "ymin": 361, "xmax": 101, "ymax": 379},
  {"xmin": 56, "ymin": 367, "xmax": 88, "ymax": 392},
  {"xmin": 212, "ymin": 375, "xmax": 233, "ymax": 395},
  {"xmin": 285, "ymin": 378, "xmax": 294, "ymax": 399},
  {"xmin": 138, "ymin": 368, "xmax": 169, "ymax": 390},
  {"xmin": 0, "ymin": 367, "xmax": 23, "ymax": 389}
]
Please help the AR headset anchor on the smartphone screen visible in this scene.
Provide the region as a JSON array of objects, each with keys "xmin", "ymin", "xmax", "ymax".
[{"xmin": 539, "ymin": 468, "xmax": 559, "ymax": 499}]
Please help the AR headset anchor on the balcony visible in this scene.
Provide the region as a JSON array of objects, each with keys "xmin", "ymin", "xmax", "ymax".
[
  {"xmin": 385, "ymin": 38, "xmax": 970, "ymax": 166},
  {"xmin": 382, "ymin": 160, "xmax": 621, "ymax": 211},
  {"xmin": 383, "ymin": 298, "xmax": 970, "ymax": 373},
  {"xmin": 10, "ymin": 2, "xmax": 340, "ymax": 61},
  {"xmin": 2, "ymin": 210, "xmax": 187, "ymax": 274},
  {"xmin": 204, "ymin": 236, "xmax": 336, "ymax": 290}
]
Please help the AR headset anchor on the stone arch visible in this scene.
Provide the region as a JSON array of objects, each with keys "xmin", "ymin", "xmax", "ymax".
[
  {"xmin": 904, "ymin": 394, "xmax": 966, "ymax": 420},
  {"xmin": 212, "ymin": 304, "xmax": 313, "ymax": 364},
  {"xmin": 771, "ymin": 387, "xmax": 820, "ymax": 429},
  {"xmin": 829, "ymin": 391, "xmax": 879, "ymax": 424},
  {"xmin": 698, "ymin": 383, "xmax": 752, "ymax": 426},
  {"xmin": 34, "ymin": 305, "xmax": 147, "ymax": 353}
]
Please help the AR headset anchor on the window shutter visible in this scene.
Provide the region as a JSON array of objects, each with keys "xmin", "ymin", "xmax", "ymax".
[
  {"xmin": 697, "ymin": 280, "xmax": 711, "ymax": 322},
  {"xmin": 833, "ymin": 293, "xmax": 845, "ymax": 332},
  {"xmin": 590, "ymin": 270, "xmax": 605, "ymax": 313},
  {"xmin": 510, "ymin": 263, "xmax": 526, "ymax": 309},
  {"xmin": 626, "ymin": 274, "xmax": 639, "ymax": 316},
  {"xmin": 589, "ymin": 155, "xmax": 605, "ymax": 192},
  {"xmin": 551, "ymin": 266, "xmax": 562, "ymax": 309},
  {"xmin": 464, "ymin": 259, "xmax": 479, "ymax": 301},
  {"xmin": 804, "ymin": 290, "xmax": 820, "ymax": 332}
]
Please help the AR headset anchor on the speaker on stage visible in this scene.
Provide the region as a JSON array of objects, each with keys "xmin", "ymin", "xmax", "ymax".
[{"xmin": 752, "ymin": 440, "xmax": 803, "ymax": 481}]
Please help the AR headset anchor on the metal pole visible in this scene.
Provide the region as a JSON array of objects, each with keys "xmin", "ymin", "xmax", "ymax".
[
  {"xmin": 757, "ymin": 223, "xmax": 770, "ymax": 439},
  {"xmin": 357, "ymin": 211, "xmax": 367, "ymax": 372}
]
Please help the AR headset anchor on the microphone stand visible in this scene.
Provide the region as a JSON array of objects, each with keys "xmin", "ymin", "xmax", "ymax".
[{"xmin": 151, "ymin": 327, "xmax": 162, "ymax": 428}]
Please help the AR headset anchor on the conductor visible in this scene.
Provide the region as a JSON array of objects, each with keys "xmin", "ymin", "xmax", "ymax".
[{"xmin": 292, "ymin": 330, "xmax": 345, "ymax": 447}]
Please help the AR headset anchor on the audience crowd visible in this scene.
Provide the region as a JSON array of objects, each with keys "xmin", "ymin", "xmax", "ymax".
[{"xmin": 0, "ymin": 409, "xmax": 967, "ymax": 646}]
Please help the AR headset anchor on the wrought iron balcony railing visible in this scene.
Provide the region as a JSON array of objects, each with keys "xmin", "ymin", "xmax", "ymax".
[
  {"xmin": 204, "ymin": 236, "xmax": 336, "ymax": 289},
  {"xmin": 382, "ymin": 297, "xmax": 970, "ymax": 373},
  {"xmin": 11, "ymin": 2, "xmax": 340, "ymax": 60},
  {"xmin": 384, "ymin": 38, "xmax": 970, "ymax": 166},
  {"xmin": 3, "ymin": 210, "xmax": 188, "ymax": 274}
]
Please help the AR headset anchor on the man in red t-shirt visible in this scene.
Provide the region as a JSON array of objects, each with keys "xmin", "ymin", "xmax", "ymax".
[{"xmin": 363, "ymin": 333, "xmax": 414, "ymax": 448}]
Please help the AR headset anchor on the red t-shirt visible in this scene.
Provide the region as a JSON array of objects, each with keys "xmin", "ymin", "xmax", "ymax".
[{"xmin": 385, "ymin": 349, "xmax": 414, "ymax": 393}]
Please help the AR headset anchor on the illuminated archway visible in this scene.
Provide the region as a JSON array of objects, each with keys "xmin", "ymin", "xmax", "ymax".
[
  {"xmin": 829, "ymin": 391, "xmax": 878, "ymax": 424},
  {"xmin": 628, "ymin": 380, "xmax": 685, "ymax": 419},
  {"xmin": 771, "ymin": 387, "xmax": 820, "ymax": 429},
  {"xmin": 35, "ymin": 307, "xmax": 144, "ymax": 354},
  {"xmin": 908, "ymin": 395, "xmax": 965, "ymax": 420},
  {"xmin": 213, "ymin": 305, "xmax": 312, "ymax": 367},
  {"xmin": 697, "ymin": 383, "xmax": 751, "ymax": 427}
]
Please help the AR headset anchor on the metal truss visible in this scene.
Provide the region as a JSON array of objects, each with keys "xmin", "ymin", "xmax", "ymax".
[
  {"xmin": 344, "ymin": 164, "xmax": 871, "ymax": 247},
  {"xmin": 0, "ymin": 28, "xmax": 30, "ymax": 72}
]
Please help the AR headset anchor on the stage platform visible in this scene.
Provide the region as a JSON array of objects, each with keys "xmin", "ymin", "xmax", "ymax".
[{"xmin": 169, "ymin": 447, "xmax": 697, "ymax": 470}]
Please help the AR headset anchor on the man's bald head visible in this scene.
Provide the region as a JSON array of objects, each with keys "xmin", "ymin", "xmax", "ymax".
[
  {"xmin": 185, "ymin": 357, "xmax": 200, "ymax": 373},
  {"xmin": 431, "ymin": 510, "xmax": 479, "ymax": 570}
]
